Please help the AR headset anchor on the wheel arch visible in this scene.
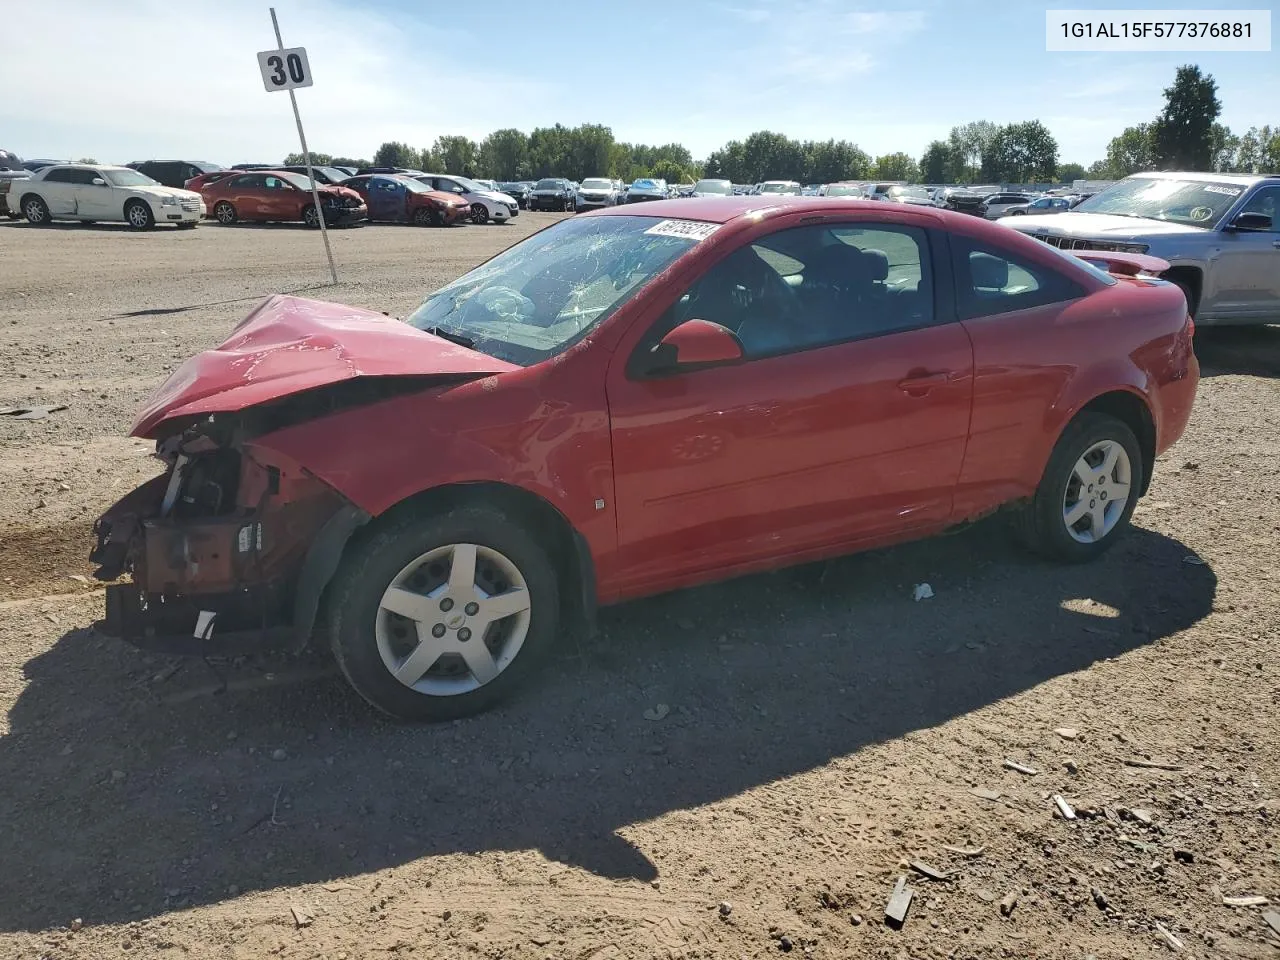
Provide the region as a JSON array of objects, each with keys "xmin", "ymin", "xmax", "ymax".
[
  {"xmin": 1061, "ymin": 389, "xmax": 1157, "ymax": 496},
  {"xmin": 18, "ymin": 191, "xmax": 43, "ymax": 209},
  {"xmin": 1160, "ymin": 264, "xmax": 1203, "ymax": 316},
  {"xmin": 309, "ymin": 481, "xmax": 597, "ymax": 646}
]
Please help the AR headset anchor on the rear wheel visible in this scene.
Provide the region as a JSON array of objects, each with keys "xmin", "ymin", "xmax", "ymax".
[
  {"xmin": 213, "ymin": 201, "xmax": 237, "ymax": 225},
  {"xmin": 327, "ymin": 505, "xmax": 560, "ymax": 721},
  {"xmin": 1015, "ymin": 413, "xmax": 1142, "ymax": 563},
  {"xmin": 22, "ymin": 195, "xmax": 50, "ymax": 225}
]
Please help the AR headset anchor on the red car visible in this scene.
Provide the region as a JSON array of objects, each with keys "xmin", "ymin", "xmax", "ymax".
[
  {"xmin": 341, "ymin": 174, "xmax": 471, "ymax": 226},
  {"xmin": 183, "ymin": 170, "xmax": 236, "ymax": 192},
  {"xmin": 201, "ymin": 170, "xmax": 365, "ymax": 227},
  {"xmin": 92, "ymin": 198, "xmax": 1198, "ymax": 721}
]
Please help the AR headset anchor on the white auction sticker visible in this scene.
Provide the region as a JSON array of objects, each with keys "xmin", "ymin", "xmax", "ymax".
[
  {"xmin": 643, "ymin": 219, "xmax": 721, "ymax": 242},
  {"xmin": 1047, "ymin": 9, "xmax": 1270, "ymax": 51}
]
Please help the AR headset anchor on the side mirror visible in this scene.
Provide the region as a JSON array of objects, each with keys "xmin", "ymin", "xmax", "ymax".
[
  {"xmin": 642, "ymin": 319, "xmax": 744, "ymax": 376},
  {"xmin": 92, "ymin": 178, "xmax": 106, "ymax": 186},
  {"xmin": 1227, "ymin": 211, "xmax": 1272, "ymax": 232}
]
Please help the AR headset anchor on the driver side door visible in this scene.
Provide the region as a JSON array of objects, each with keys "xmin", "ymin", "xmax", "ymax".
[{"xmin": 604, "ymin": 220, "xmax": 974, "ymax": 597}]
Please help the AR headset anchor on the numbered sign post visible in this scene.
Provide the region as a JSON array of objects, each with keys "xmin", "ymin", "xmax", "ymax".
[{"xmin": 258, "ymin": 8, "xmax": 337, "ymax": 284}]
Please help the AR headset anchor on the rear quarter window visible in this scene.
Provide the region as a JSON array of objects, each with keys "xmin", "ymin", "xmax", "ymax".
[{"xmin": 951, "ymin": 236, "xmax": 1087, "ymax": 319}]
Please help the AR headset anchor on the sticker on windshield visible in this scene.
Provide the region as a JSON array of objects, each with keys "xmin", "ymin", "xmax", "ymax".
[
  {"xmin": 1203, "ymin": 185, "xmax": 1242, "ymax": 197},
  {"xmin": 644, "ymin": 219, "xmax": 721, "ymax": 242}
]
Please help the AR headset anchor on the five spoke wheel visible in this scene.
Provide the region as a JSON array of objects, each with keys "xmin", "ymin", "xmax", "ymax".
[{"xmin": 1062, "ymin": 439, "xmax": 1132, "ymax": 544}]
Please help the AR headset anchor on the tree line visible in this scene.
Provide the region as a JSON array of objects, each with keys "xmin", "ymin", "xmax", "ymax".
[{"xmin": 288, "ymin": 66, "xmax": 1272, "ymax": 186}]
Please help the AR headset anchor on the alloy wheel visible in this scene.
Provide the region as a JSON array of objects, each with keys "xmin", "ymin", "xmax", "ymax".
[
  {"xmin": 1062, "ymin": 439, "xmax": 1132, "ymax": 544},
  {"xmin": 471, "ymin": 203, "xmax": 488, "ymax": 224},
  {"xmin": 24, "ymin": 198, "xmax": 45, "ymax": 223},
  {"xmin": 375, "ymin": 543, "xmax": 532, "ymax": 696},
  {"xmin": 127, "ymin": 204, "xmax": 150, "ymax": 228}
]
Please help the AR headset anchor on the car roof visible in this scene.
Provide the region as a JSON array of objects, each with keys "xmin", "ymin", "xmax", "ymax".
[{"xmin": 590, "ymin": 195, "xmax": 963, "ymax": 225}]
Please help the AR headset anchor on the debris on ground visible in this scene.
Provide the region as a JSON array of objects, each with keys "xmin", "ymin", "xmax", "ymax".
[
  {"xmin": 643, "ymin": 703, "xmax": 670, "ymax": 722},
  {"xmin": 0, "ymin": 404, "xmax": 68, "ymax": 420},
  {"xmin": 1053, "ymin": 727, "xmax": 1079, "ymax": 740},
  {"xmin": 1003, "ymin": 759, "xmax": 1038, "ymax": 775},
  {"xmin": 1153, "ymin": 921, "xmax": 1184, "ymax": 951},
  {"xmin": 969, "ymin": 787, "xmax": 1001, "ymax": 801},
  {"xmin": 1052, "ymin": 795, "xmax": 1076, "ymax": 819},
  {"xmin": 1221, "ymin": 894, "xmax": 1270, "ymax": 907},
  {"xmin": 1091, "ymin": 886, "xmax": 1110, "ymax": 911},
  {"xmin": 290, "ymin": 906, "xmax": 313, "ymax": 929},
  {"xmin": 940, "ymin": 844, "xmax": 985, "ymax": 857},
  {"xmin": 912, "ymin": 583, "xmax": 934, "ymax": 601},
  {"xmin": 1262, "ymin": 910, "xmax": 1280, "ymax": 938},
  {"xmin": 885, "ymin": 876, "xmax": 914, "ymax": 928},
  {"xmin": 999, "ymin": 892, "xmax": 1018, "ymax": 917},
  {"xmin": 1123, "ymin": 758, "xmax": 1184, "ymax": 771},
  {"xmin": 908, "ymin": 859, "xmax": 951, "ymax": 881}
]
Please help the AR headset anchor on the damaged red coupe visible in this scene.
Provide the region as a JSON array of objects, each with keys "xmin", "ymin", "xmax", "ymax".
[{"xmin": 92, "ymin": 197, "xmax": 1199, "ymax": 720}]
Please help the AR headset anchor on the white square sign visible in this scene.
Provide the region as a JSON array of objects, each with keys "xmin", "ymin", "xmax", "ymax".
[{"xmin": 257, "ymin": 46, "xmax": 313, "ymax": 92}]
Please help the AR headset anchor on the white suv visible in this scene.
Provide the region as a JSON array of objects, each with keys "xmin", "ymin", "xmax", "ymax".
[
  {"xmin": 14, "ymin": 164, "xmax": 204, "ymax": 228},
  {"xmin": 416, "ymin": 174, "xmax": 518, "ymax": 224}
]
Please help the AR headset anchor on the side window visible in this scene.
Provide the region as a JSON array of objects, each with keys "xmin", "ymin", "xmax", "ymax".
[
  {"xmin": 264, "ymin": 176, "xmax": 284, "ymax": 190},
  {"xmin": 1239, "ymin": 186, "xmax": 1279, "ymax": 231},
  {"xmin": 645, "ymin": 223, "xmax": 936, "ymax": 363},
  {"xmin": 69, "ymin": 169, "xmax": 101, "ymax": 185},
  {"xmin": 43, "ymin": 168, "xmax": 73, "ymax": 183},
  {"xmin": 228, "ymin": 174, "xmax": 260, "ymax": 188},
  {"xmin": 951, "ymin": 236, "xmax": 1086, "ymax": 319}
]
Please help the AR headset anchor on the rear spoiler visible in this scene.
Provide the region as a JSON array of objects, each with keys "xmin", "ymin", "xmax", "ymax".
[{"xmin": 1072, "ymin": 250, "xmax": 1170, "ymax": 278}]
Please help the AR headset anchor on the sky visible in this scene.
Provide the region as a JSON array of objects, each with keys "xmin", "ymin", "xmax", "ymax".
[{"xmin": 2, "ymin": 0, "xmax": 1276, "ymax": 169}]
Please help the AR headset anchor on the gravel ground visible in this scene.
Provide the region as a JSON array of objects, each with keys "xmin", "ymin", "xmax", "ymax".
[{"xmin": 1, "ymin": 216, "xmax": 1278, "ymax": 960}]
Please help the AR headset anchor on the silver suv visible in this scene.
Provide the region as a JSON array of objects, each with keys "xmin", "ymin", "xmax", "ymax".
[{"xmin": 1005, "ymin": 171, "xmax": 1280, "ymax": 326}]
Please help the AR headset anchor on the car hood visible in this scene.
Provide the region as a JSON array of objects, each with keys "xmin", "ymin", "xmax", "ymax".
[
  {"xmin": 135, "ymin": 185, "xmax": 202, "ymax": 201},
  {"xmin": 419, "ymin": 189, "xmax": 464, "ymax": 205},
  {"xmin": 130, "ymin": 294, "xmax": 518, "ymax": 438},
  {"xmin": 1005, "ymin": 212, "xmax": 1207, "ymax": 240},
  {"xmin": 476, "ymin": 190, "xmax": 515, "ymax": 203}
]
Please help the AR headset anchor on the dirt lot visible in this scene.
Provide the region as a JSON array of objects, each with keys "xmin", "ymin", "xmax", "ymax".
[{"xmin": 1, "ymin": 216, "xmax": 1279, "ymax": 960}]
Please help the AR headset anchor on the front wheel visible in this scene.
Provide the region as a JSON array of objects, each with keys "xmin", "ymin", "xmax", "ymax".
[
  {"xmin": 327, "ymin": 505, "xmax": 561, "ymax": 721},
  {"xmin": 124, "ymin": 200, "xmax": 154, "ymax": 230},
  {"xmin": 470, "ymin": 203, "xmax": 489, "ymax": 224},
  {"xmin": 1015, "ymin": 413, "xmax": 1142, "ymax": 563},
  {"xmin": 302, "ymin": 204, "xmax": 321, "ymax": 228}
]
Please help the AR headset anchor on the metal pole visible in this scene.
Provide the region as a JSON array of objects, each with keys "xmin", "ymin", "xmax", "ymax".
[{"xmin": 270, "ymin": 6, "xmax": 337, "ymax": 285}]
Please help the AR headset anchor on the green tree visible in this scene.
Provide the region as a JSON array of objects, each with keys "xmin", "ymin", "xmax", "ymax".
[
  {"xmin": 283, "ymin": 152, "xmax": 332, "ymax": 165},
  {"xmin": 650, "ymin": 158, "xmax": 696, "ymax": 183},
  {"xmin": 477, "ymin": 128, "xmax": 530, "ymax": 180},
  {"xmin": 946, "ymin": 120, "xmax": 998, "ymax": 181},
  {"xmin": 802, "ymin": 139, "xmax": 871, "ymax": 183},
  {"xmin": 330, "ymin": 156, "xmax": 369, "ymax": 169},
  {"xmin": 528, "ymin": 124, "xmax": 573, "ymax": 178},
  {"xmin": 372, "ymin": 141, "xmax": 419, "ymax": 168},
  {"xmin": 1102, "ymin": 123, "xmax": 1156, "ymax": 178},
  {"xmin": 1057, "ymin": 162, "xmax": 1087, "ymax": 183},
  {"xmin": 918, "ymin": 140, "xmax": 951, "ymax": 183},
  {"xmin": 980, "ymin": 120, "xmax": 1058, "ymax": 182},
  {"xmin": 1086, "ymin": 159, "xmax": 1111, "ymax": 178},
  {"xmin": 568, "ymin": 123, "xmax": 615, "ymax": 180},
  {"xmin": 1210, "ymin": 123, "xmax": 1239, "ymax": 171},
  {"xmin": 873, "ymin": 152, "xmax": 919, "ymax": 181},
  {"xmin": 433, "ymin": 135, "xmax": 479, "ymax": 177},
  {"xmin": 1151, "ymin": 64, "xmax": 1221, "ymax": 170},
  {"xmin": 75, "ymin": 157, "xmax": 98, "ymax": 164}
]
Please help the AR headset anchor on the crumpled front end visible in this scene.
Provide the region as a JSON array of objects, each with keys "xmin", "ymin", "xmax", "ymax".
[{"xmin": 91, "ymin": 419, "xmax": 367, "ymax": 655}]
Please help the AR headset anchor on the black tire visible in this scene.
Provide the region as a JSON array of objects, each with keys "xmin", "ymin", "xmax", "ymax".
[
  {"xmin": 302, "ymin": 204, "xmax": 321, "ymax": 228},
  {"xmin": 1014, "ymin": 412, "xmax": 1143, "ymax": 563},
  {"xmin": 213, "ymin": 201, "xmax": 237, "ymax": 225},
  {"xmin": 1167, "ymin": 275, "xmax": 1196, "ymax": 319},
  {"xmin": 326, "ymin": 504, "xmax": 561, "ymax": 721},
  {"xmin": 413, "ymin": 206, "xmax": 441, "ymax": 227},
  {"xmin": 124, "ymin": 199, "xmax": 154, "ymax": 230},
  {"xmin": 22, "ymin": 195, "xmax": 50, "ymax": 225},
  {"xmin": 471, "ymin": 203, "xmax": 488, "ymax": 224}
]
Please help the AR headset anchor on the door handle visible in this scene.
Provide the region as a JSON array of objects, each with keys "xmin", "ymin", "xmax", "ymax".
[{"xmin": 897, "ymin": 371, "xmax": 951, "ymax": 394}]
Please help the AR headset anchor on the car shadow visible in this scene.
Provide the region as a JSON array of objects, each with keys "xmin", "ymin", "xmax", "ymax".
[
  {"xmin": 0, "ymin": 521, "xmax": 1214, "ymax": 931},
  {"xmin": 1195, "ymin": 325, "xmax": 1280, "ymax": 379},
  {"xmin": 0, "ymin": 220, "xmax": 192, "ymax": 233}
]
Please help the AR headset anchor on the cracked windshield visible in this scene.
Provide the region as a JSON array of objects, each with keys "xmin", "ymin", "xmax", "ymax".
[{"xmin": 406, "ymin": 215, "xmax": 703, "ymax": 364}]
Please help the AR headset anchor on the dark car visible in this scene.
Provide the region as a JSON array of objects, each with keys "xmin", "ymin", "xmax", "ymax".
[
  {"xmin": 230, "ymin": 163, "xmax": 278, "ymax": 171},
  {"xmin": 278, "ymin": 164, "xmax": 351, "ymax": 185},
  {"xmin": 341, "ymin": 174, "xmax": 471, "ymax": 226},
  {"xmin": 500, "ymin": 181, "xmax": 531, "ymax": 208},
  {"xmin": 22, "ymin": 159, "xmax": 63, "ymax": 172},
  {"xmin": 0, "ymin": 148, "xmax": 31, "ymax": 218},
  {"xmin": 943, "ymin": 191, "xmax": 989, "ymax": 216},
  {"xmin": 127, "ymin": 160, "xmax": 225, "ymax": 190},
  {"xmin": 356, "ymin": 165, "xmax": 428, "ymax": 177},
  {"xmin": 528, "ymin": 177, "xmax": 575, "ymax": 212}
]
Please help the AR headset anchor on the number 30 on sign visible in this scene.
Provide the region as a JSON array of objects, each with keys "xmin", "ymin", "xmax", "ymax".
[{"xmin": 256, "ymin": 46, "xmax": 313, "ymax": 92}]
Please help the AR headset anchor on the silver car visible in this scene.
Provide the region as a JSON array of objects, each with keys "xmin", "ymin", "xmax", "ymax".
[{"xmin": 1004, "ymin": 171, "xmax": 1280, "ymax": 326}]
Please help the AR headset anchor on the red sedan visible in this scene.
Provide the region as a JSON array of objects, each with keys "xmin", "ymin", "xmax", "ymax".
[
  {"xmin": 341, "ymin": 173, "xmax": 471, "ymax": 226},
  {"xmin": 201, "ymin": 170, "xmax": 365, "ymax": 226},
  {"xmin": 92, "ymin": 197, "xmax": 1198, "ymax": 720}
]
